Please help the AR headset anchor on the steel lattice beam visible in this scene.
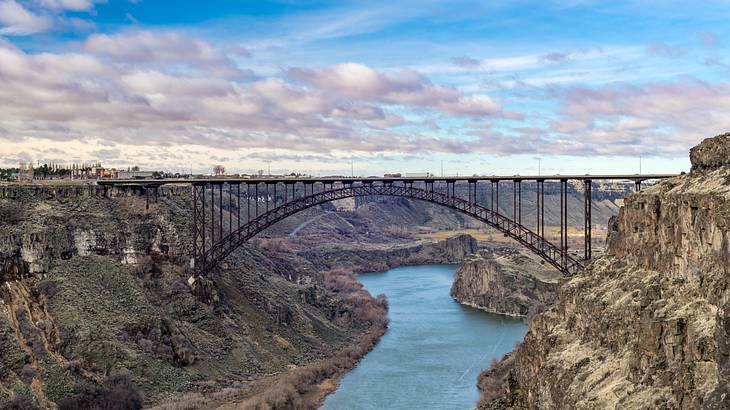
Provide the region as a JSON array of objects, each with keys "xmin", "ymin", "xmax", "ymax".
[{"xmin": 193, "ymin": 183, "xmax": 584, "ymax": 278}]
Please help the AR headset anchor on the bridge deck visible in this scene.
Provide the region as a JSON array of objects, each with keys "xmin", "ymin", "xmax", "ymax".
[{"xmin": 98, "ymin": 173, "xmax": 680, "ymax": 186}]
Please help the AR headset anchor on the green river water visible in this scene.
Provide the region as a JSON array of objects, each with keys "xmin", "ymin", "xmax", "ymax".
[{"xmin": 322, "ymin": 264, "xmax": 527, "ymax": 410}]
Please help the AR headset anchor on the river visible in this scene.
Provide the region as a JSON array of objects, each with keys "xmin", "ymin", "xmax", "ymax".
[{"xmin": 321, "ymin": 264, "xmax": 527, "ymax": 410}]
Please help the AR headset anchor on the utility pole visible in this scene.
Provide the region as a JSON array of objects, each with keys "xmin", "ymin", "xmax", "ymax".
[
  {"xmin": 441, "ymin": 160, "xmax": 444, "ymax": 177},
  {"xmin": 639, "ymin": 155, "xmax": 642, "ymax": 174},
  {"xmin": 351, "ymin": 158, "xmax": 354, "ymax": 177},
  {"xmin": 265, "ymin": 160, "xmax": 271, "ymax": 176}
]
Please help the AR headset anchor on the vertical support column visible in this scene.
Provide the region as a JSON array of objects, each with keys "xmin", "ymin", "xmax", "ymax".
[
  {"xmin": 536, "ymin": 180, "xmax": 541, "ymax": 237},
  {"xmin": 201, "ymin": 184, "xmax": 206, "ymax": 273},
  {"xmin": 273, "ymin": 183, "xmax": 277, "ymax": 208},
  {"xmin": 237, "ymin": 184, "xmax": 241, "ymax": 232},
  {"xmin": 228, "ymin": 183, "xmax": 232, "ymax": 240},
  {"xmin": 210, "ymin": 183, "xmax": 215, "ymax": 246},
  {"xmin": 517, "ymin": 180, "xmax": 522, "ymax": 226},
  {"xmin": 560, "ymin": 179, "xmax": 568, "ymax": 266},
  {"xmin": 266, "ymin": 183, "xmax": 269, "ymax": 213},
  {"xmin": 145, "ymin": 187, "xmax": 149, "ymax": 210},
  {"xmin": 247, "ymin": 184, "xmax": 251, "ymax": 223},
  {"xmin": 495, "ymin": 181, "xmax": 499, "ymax": 214},
  {"xmin": 192, "ymin": 185, "xmax": 198, "ymax": 273},
  {"xmin": 255, "ymin": 183, "xmax": 259, "ymax": 217},
  {"xmin": 513, "ymin": 180, "xmax": 517, "ymax": 222},
  {"xmin": 219, "ymin": 183, "xmax": 223, "ymax": 244},
  {"xmin": 540, "ymin": 180, "xmax": 545, "ymax": 239},
  {"xmin": 635, "ymin": 180, "xmax": 642, "ymax": 192},
  {"xmin": 584, "ymin": 179, "xmax": 592, "ymax": 260}
]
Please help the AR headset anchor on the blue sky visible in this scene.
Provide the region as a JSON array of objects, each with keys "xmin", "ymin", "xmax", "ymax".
[{"xmin": 1, "ymin": 0, "xmax": 729, "ymax": 175}]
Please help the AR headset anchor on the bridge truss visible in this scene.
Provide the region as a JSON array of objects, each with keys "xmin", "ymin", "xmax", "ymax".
[{"xmin": 100, "ymin": 174, "xmax": 676, "ymax": 278}]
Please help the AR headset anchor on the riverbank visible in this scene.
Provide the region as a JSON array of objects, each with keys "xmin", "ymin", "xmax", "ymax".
[
  {"xmin": 147, "ymin": 235, "xmax": 480, "ymax": 409},
  {"xmin": 322, "ymin": 265, "xmax": 526, "ymax": 409}
]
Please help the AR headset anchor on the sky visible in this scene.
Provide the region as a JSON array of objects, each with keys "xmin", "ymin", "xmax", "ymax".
[{"xmin": 1, "ymin": 0, "xmax": 729, "ymax": 176}]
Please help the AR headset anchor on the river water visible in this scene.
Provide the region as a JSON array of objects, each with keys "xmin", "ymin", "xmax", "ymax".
[{"xmin": 321, "ymin": 264, "xmax": 527, "ymax": 410}]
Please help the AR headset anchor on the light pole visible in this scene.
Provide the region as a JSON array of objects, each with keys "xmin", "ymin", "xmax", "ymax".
[{"xmin": 639, "ymin": 155, "xmax": 642, "ymax": 174}]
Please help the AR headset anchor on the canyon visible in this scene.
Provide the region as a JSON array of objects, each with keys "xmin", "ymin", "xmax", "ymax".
[{"xmin": 0, "ymin": 174, "xmax": 633, "ymax": 408}]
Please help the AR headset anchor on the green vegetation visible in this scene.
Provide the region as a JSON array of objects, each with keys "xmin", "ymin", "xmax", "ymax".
[{"xmin": 48, "ymin": 256, "xmax": 192, "ymax": 401}]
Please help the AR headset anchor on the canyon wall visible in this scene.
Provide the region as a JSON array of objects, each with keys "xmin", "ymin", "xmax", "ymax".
[
  {"xmin": 479, "ymin": 133, "xmax": 730, "ymax": 409},
  {"xmin": 0, "ymin": 188, "xmax": 367, "ymax": 407},
  {"xmin": 450, "ymin": 246, "xmax": 560, "ymax": 317}
]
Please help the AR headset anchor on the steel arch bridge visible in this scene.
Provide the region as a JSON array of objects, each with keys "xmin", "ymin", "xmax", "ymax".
[{"xmin": 99, "ymin": 173, "xmax": 677, "ymax": 278}]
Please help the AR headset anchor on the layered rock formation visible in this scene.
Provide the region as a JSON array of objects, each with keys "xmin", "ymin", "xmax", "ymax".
[
  {"xmin": 450, "ymin": 246, "xmax": 560, "ymax": 317},
  {"xmin": 0, "ymin": 188, "xmax": 367, "ymax": 407},
  {"xmin": 478, "ymin": 133, "xmax": 730, "ymax": 409},
  {"xmin": 297, "ymin": 234, "xmax": 478, "ymax": 274}
]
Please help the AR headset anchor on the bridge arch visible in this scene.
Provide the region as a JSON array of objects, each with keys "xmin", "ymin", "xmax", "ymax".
[{"xmin": 195, "ymin": 183, "xmax": 583, "ymax": 277}]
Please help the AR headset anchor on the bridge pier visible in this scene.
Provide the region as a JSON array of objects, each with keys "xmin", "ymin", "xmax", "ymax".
[
  {"xmin": 584, "ymin": 179, "xmax": 592, "ymax": 260},
  {"xmin": 560, "ymin": 179, "xmax": 568, "ymax": 267}
]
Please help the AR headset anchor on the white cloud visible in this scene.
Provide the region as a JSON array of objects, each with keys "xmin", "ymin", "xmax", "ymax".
[
  {"xmin": 84, "ymin": 30, "xmax": 251, "ymax": 79},
  {"xmin": 34, "ymin": 0, "xmax": 99, "ymax": 11},
  {"xmin": 288, "ymin": 62, "xmax": 507, "ymax": 117},
  {"xmin": 0, "ymin": 0, "xmax": 52, "ymax": 35}
]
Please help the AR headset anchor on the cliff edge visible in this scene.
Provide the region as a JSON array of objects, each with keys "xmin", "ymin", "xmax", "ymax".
[{"xmin": 479, "ymin": 133, "xmax": 730, "ymax": 409}]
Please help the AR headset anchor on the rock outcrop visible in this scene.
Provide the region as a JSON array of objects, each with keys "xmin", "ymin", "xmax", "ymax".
[
  {"xmin": 299, "ymin": 234, "xmax": 478, "ymax": 274},
  {"xmin": 450, "ymin": 246, "xmax": 560, "ymax": 317},
  {"xmin": 479, "ymin": 133, "xmax": 730, "ymax": 409},
  {"xmin": 690, "ymin": 132, "xmax": 730, "ymax": 171}
]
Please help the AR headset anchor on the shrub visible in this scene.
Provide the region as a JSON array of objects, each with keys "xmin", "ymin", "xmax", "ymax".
[
  {"xmin": 36, "ymin": 280, "xmax": 59, "ymax": 299},
  {"xmin": 58, "ymin": 373, "xmax": 143, "ymax": 410},
  {"xmin": 0, "ymin": 395, "xmax": 40, "ymax": 410},
  {"xmin": 19, "ymin": 365, "xmax": 35, "ymax": 385},
  {"xmin": 63, "ymin": 360, "xmax": 81, "ymax": 375}
]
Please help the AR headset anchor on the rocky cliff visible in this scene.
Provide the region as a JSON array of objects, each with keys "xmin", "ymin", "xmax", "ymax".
[
  {"xmin": 450, "ymin": 246, "xmax": 560, "ymax": 317},
  {"xmin": 479, "ymin": 133, "xmax": 730, "ymax": 409},
  {"xmin": 0, "ymin": 186, "xmax": 376, "ymax": 408}
]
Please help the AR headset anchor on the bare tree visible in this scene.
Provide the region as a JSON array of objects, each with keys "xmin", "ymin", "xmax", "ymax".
[{"xmin": 213, "ymin": 165, "xmax": 226, "ymax": 176}]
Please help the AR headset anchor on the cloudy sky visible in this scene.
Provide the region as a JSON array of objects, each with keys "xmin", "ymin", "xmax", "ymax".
[{"xmin": 1, "ymin": 0, "xmax": 729, "ymax": 175}]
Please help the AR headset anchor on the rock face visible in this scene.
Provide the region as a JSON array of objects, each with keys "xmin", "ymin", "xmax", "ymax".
[
  {"xmin": 690, "ymin": 132, "xmax": 730, "ymax": 171},
  {"xmin": 299, "ymin": 234, "xmax": 478, "ymax": 274},
  {"xmin": 480, "ymin": 134, "xmax": 730, "ymax": 409},
  {"xmin": 0, "ymin": 187, "xmax": 372, "ymax": 407},
  {"xmin": 450, "ymin": 246, "xmax": 560, "ymax": 317}
]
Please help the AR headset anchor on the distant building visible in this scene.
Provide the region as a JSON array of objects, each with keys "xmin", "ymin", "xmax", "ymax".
[{"xmin": 118, "ymin": 170, "xmax": 155, "ymax": 180}]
